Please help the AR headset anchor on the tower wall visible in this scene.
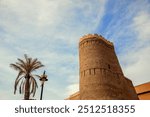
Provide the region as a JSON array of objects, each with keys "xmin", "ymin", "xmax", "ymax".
[{"xmin": 79, "ymin": 34, "xmax": 138, "ymax": 100}]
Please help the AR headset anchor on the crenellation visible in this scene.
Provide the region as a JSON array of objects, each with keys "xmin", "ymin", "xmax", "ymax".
[
  {"xmin": 79, "ymin": 37, "xmax": 113, "ymax": 49},
  {"xmin": 80, "ymin": 34, "xmax": 113, "ymax": 46}
]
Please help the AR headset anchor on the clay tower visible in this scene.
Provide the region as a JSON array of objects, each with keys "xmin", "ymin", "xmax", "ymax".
[{"xmin": 79, "ymin": 34, "xmax": 138, "ymax": 100}]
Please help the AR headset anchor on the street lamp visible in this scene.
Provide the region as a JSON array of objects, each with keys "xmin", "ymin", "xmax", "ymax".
[{"xmin": 39, "ymin": 71, "xmax": 48, "ymax": 100}]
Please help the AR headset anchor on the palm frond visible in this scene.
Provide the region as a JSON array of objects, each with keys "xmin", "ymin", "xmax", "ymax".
[
  {"xmin": 33, "ymin": 80, "xmax": 38, "ymax": 97},
  {"xmin": 31, "ymin": 58, "xmax": 38, "ymax": 67},
  {"xmin": 31, "ymin": 64, "xmax": 44, "ymax": 72},
  {"xmin": 19, "ymin": 79, "xmax": 24, "ymax": 94},
  {"xmin": 15, "ymin": 62, "xmax": 26, "ymax": 71},
  {"xmin": 10, "ymin": 64, "xmax": 23, "ymax": 71},
  {"xmin": 17, "ymin": 58, "xmax": 26, "ymax": 67},
  {"xmin": 30, "ymin": 76, "xmax": 38, "ymax": 97},
  {"xmin": 11, "ymin": 54, "xmax": 44, "ymax": 99},
  {"xmin": 24, "ymin": 54, "xmax": 28, "ymax": 63},
  {"xmin": 34, "ymin": 75, "xmax": 41, "ymax": 79},
  {"xmin": 17, "ymin": 58, "xmax": 28, "ymax": 72},
  {"xmin": 14, "ymin": 71, "xmax": 24, "ymax": 84},
  {"xmin": 14, "ymin": 76, "xmax": 24, "ymax": 94},
  {"xmin": 30, "ymin": 78, "xmax": 35, "ymax": 94},
  {"xmin": 22, "ymin": 80, "xmax": 25, "ymax": 94}
]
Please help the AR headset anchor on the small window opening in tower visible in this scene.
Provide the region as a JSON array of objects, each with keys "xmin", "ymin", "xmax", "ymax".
[
  {"xmin": 89, "ymin": 69, "xmax": 91, "ymax": 75},
  {"xmin": 108, "ymin": 64, "xmax": 110, "ymax": 69},
  {"xmin": 93, "ymin": 68, "xmax": 96, "ymax": 75},
  {"xmin": 83, "ymin": 71, "xmax": 85, "ymax": 76}
]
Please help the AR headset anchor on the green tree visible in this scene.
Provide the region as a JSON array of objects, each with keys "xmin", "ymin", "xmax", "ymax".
[{"xmin": 10, "ymin": 54, "xmax": 44, "ymax": 100}]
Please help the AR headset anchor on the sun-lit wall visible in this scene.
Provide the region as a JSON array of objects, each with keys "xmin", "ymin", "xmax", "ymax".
[
  {"xmin": 67, "ymin": 34, "xmax": 139, "ymax": 100},
  {"xmin": 135, "ymin": 82, "xmax": 150, "ymax": 100}
]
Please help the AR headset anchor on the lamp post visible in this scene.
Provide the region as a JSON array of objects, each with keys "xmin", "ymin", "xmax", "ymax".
[{"xmin": 39, "ymin": 71, "xmax": 48, "ymax": 100}]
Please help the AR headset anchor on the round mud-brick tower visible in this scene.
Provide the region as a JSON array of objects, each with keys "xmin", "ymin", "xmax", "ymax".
[{"xmin": 79, "ymin": 34, "xmax": 138, "ymax": 100}]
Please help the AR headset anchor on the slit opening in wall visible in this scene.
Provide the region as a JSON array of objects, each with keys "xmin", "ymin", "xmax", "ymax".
[
  {"xmin": 108, "ymin": 64, "xmax": 110, "ymax": 69},
  {"xmin": 89, "ymin": 69, "xmax": 91, "ymax": 75},
  {"xmin": 93, "ymin": 68, "xmax": 95, "ymax": 75}
]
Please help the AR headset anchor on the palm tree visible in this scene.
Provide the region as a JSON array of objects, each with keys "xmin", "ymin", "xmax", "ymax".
[{"xmin": 10, "ymin": 54, "xmax": 44, "ymax": 100}]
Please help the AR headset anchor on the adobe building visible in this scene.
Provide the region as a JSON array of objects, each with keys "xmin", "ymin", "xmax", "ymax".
[
  {"xmin": 135, "ymin": 82, "xmax": 150, "ymax": 100},
  {"xmin": 67, "ymin": 34, "xmax": 139, "ymax": 100}
]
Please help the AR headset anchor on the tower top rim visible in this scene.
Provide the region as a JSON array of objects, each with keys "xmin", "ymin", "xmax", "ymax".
[{"xmin": 80, "ymin": 34, "xmax": 113, "ymax": 46}]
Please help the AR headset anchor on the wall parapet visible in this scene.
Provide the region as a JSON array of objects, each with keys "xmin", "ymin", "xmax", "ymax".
[{"xmin": 80, "ymin": 34, "xmax": 113, "ymax": 46}]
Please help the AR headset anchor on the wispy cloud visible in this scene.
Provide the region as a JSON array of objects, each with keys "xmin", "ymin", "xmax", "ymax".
[
  {"xmin": 133, "ymin": 11, "xmax": 150, "ymax": 42},
  {"xmin": 97, "ymin": 0, "xmax": 150, "ymax": 85},
  {"xmin": 0, "ymin": 0, "xmax": 106, "ymax": 99},
  {"xmin": 1, "ymin": 0, "xmax": 149, "ymax": 99},
  {"xmin": 122, "ymin": 4, "xmax": 150, "ymax": 85}
]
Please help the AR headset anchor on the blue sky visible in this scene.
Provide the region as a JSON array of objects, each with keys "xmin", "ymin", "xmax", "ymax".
[{"xmin": 0, "ymin": 0, "xmax": 150, "ymax": 100}]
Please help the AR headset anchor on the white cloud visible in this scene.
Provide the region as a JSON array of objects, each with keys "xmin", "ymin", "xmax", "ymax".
[
  {"xmin": 120, "ymin": 3, "xmax": 150, "ymax": 86},
  {"xmin": 66, "ymin": 83, "xmax": 79, "ymax": 97},
  {"xmin": 1, "ymin": 0, "xmax": 149, "ymax": 100},
  {"xmin": 0, "ymin": 0, "xmax": 106, "ymax": 99},
  {"xmin": 122, "ymin": 46, "xmax": 150, "ymax": 85},
  {"xmin": 133, "ymin": 11, "xmax": 150, "ymax": 41},
  {"xmin": 0, "ymin": 0, "xmax": 106, "ymax": 45},
  {"xmin": 99, "ymin": 0, "xmax": 150, "ymax": 87},
  {"xmin": 65, "ymin": 74, "xmax": 79, "ymax": 97}
]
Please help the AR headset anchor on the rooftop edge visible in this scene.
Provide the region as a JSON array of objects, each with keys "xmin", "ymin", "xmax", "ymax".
[{"xmin": 80, "ymin": 34, "xmax": 113, "ymax": 46}]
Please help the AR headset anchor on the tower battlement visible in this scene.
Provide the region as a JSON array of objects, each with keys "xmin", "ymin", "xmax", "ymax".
[
  {"xmin": 66, "ymin": 34, "xmax": 139, "ymax": 100},
  {"xmin": 79, "ymin": 34, "xmax": 138, "ymax": 100},
  {"xmin": 80, "ymin": 34, "xmax": 113, "ymax": 46}
]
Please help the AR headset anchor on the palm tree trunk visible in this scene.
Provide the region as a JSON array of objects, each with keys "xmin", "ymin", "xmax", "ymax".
[{"xmin": 24, "ymin": 77, "xmax": 30, "ymax": 100}]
